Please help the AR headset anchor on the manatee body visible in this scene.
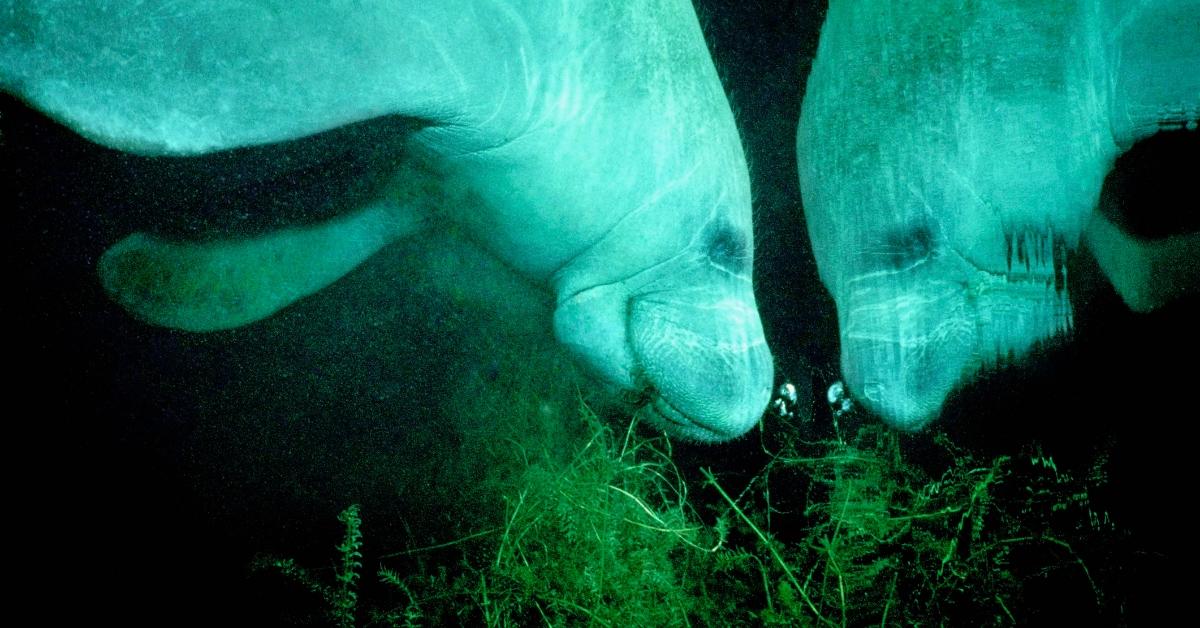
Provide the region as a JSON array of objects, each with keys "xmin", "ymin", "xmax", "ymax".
[
  {"xmin": 1, "ymin": 0, "xmax": 774, "ymax": 442},
  {"xmin": 798, "ymin": 0, "xmax": 1199, "ymax": 429}
]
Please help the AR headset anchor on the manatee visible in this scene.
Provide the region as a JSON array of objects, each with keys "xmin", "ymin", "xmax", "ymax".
[
  {"xmin": 1, "ymin": 0, "xmax": 774, "ymax": 442},
  {"xmin": 797, "ymin": 0, "xmax": 1199, "ymax": 429}
]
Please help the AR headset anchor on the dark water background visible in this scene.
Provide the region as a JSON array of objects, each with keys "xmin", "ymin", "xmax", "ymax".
[{"xmin": 5, "ymin": 0, "xmax": 1196, "ymax": 622}]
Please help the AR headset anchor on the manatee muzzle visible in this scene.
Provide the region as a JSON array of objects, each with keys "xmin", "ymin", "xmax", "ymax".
[{"xmin": 630, "ymin": 291, "xmax": 773, "ymax": 442}]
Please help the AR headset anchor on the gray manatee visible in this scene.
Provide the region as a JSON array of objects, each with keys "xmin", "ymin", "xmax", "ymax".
[
  {"xmin": 1, "ymin": 0, "xmax": 774, "ymax": 442},
  {"xmin": 798, "ymin": 0, "xmax": 1199, "ymax": 429}
]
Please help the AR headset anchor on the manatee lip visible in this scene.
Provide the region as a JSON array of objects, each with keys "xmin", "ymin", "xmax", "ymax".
[{"xmin": 643, "ymin": 394, "xmax": 741, "ymax": 443}]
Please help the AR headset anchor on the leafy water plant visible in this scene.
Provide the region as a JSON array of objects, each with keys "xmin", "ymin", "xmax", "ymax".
[
  {"xmin": 254, "ymin": 503, "xmax": 364, "ymax": 628},
  {"xmin": 705, "ymin": 421, "xmax": 1120, "ymax": 626},
  {"xmin": 257, "ymin": 402, "xmax": 1125, "ymax": 626},
  {"xmin": 376, "ymin": 404, "xmax": 731, "ymax": 625}
]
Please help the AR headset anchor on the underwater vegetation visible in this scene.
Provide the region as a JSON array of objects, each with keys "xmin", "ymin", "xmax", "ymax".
[{"xmin": 256, "ymin": 400, "xmax": 1125, "ymax": 626}]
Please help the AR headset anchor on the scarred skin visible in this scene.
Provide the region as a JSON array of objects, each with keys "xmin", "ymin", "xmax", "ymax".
[{"xmin": 1, "ymin": 0, "xmax": 774, "ymax": 442}]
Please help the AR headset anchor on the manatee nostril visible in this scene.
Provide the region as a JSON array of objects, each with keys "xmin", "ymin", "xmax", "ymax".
[
  {"xmin": 704, "ymin": 221, "xmax": 749, "ymax": 274},
  {"xmin": 879, "ymin": 224, "xmax": 936, "ymax": 270}
]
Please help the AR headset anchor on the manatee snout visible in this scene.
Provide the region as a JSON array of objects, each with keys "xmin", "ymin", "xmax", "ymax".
[
  {"xmin": 840, "ymin": 334, "xmax": 963, "ymax": 432},
  {"xmin": 837, "ymin": 248, "xmax": 1071, "ymax": 430},
  {"xmin": 553, "ymin": 277, "xmax": 773, "ymax": 443},
  {"xmin": 630, "ymin": 291, "xmax": 774, "ymax": 442}
]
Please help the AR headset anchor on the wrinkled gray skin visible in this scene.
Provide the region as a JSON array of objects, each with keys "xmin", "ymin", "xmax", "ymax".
[
  {"xmin": 1, "ymin": 0, "xmax": 774, "ymax": 442},
  {"xmin": 798, "ymin": 0, "xmax": 1199, "ymax": 430}
]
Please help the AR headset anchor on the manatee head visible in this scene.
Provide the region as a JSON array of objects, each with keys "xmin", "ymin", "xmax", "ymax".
[
  {"xmin": 832, "ymin": 227, "xmax": 1073, "ymax": 431},
  {"xmin": 554, "ymin": 216, "xmax": 774, "ymax": 443},
  {"xmin": 797, "ymin": 0, "xmax": 1134, "ymax": 430}
]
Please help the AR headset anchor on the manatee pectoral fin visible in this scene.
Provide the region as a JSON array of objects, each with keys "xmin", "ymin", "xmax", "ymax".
[
  {"xmin": 1085, "ymin": 213, "xmax": 1200, "ymax": 313},
  {"xmin": 98, "ymin": 198, "xmax": 424, "ymax": 332}
]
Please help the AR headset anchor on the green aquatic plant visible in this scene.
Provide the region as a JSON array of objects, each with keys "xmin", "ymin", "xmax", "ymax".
[
  {"xmin": 706, "ymin": 422, "xmax": 1118, "ymax": 626},
  {"xmin": 382, "ymin": 404, "xmax": 730, "ymax": 625},
  {"xmin": 333, "ymin": 504, "xmax": 365, "ymax": 625},
  {"xmin": 254, "ymin": 504, "xmax": 364, "ymax": 628},
  {"xmin": 257, "ymin": 404, "xmax": 1124, "ymax": 626}
]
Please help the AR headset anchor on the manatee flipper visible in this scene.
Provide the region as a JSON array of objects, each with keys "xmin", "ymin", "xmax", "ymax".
[
  {"xmin": 98, "ymin": 188, "xmax": 426, "ymax": 331},
  {"xmin": 1085, "ymin": 126, "xmax": 1200, "ymax": 314},
  {"xmin": 1085, "ymin": 214, "xmax": 1200, "ymax": 313}
]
